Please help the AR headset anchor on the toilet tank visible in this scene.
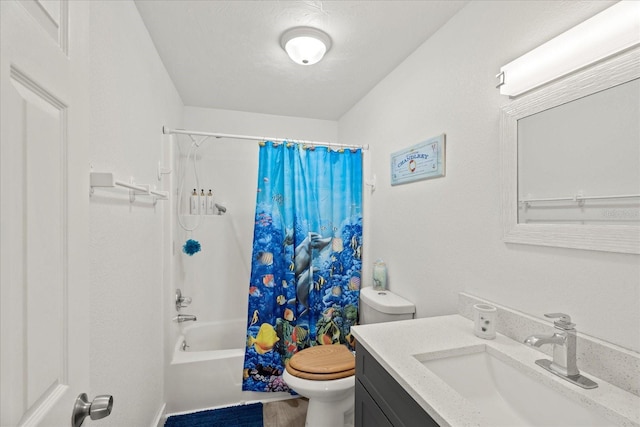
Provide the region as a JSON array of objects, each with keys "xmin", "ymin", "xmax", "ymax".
[{"xmin": 359, "ymin": 287, "xmax": 415, "ymax": 324}]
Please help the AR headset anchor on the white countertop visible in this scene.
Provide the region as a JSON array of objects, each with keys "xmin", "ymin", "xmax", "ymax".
[{"xmin": 351, "ymin": 315, "xmax": 640, "ymax": 427}]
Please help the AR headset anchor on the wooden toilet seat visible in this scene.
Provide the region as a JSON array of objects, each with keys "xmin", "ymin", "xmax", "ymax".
[{"xmin": 285, "ymin": 345, "xmax": 355, "ymax": 380}]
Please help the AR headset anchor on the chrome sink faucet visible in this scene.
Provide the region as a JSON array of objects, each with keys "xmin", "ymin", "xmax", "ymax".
[
  {"xmin": 524, "ymin": 313, "xmax": 597, "ymax": 389},
  {"xmin": 524, "ymin": 313, "xmax": 578, "ymax": 376}
]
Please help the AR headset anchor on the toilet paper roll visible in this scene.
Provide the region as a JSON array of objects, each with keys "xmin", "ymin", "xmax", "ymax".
[{"xmin": 473, "ymin": 303, "xmax": 497, "ymax": 339}]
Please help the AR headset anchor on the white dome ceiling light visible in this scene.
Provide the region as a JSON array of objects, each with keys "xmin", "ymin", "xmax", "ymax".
[{"xmin": 280, "ymin": 27, "xmax": 332, "ymax": 65}]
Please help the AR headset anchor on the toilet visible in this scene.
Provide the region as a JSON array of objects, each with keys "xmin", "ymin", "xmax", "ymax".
[{"xmin": 283, "ymin": 287, "xmax": 415, "ymax": 427}]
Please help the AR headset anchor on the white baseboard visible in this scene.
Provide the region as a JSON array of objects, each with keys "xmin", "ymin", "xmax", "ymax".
[{"xmin": 152, "ymin": 402, "xmax": 166, "ymax": 427}]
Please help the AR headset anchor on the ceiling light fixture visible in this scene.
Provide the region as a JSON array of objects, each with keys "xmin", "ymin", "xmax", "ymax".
[{"xmin": 280, "ymin": 27, "xmax": 332, "ymax": 65}]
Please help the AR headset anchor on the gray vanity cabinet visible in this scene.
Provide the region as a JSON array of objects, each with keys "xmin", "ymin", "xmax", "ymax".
[{"xmin": 355, "ymin": 345, "xmax": 439, "ymax": 427}]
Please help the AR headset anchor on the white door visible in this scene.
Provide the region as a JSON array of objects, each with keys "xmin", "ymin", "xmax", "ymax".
[{"xmin": 1, "ymin": 1, "xmax": 92, "ymax": 426}]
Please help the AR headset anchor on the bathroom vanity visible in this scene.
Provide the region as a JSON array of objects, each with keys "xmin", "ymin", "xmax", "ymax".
[
  {"xmin": 351, "ymin": 313, "xmax": 640, "ymax": 427},
  {"xmin": 355, "ymin": 345, "xmax": 437, "ymax": 426}
]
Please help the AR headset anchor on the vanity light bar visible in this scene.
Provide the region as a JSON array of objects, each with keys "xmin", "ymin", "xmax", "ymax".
[{"xmin": 497, "ymin": 1, "xmax": 640, "ymax": 97}]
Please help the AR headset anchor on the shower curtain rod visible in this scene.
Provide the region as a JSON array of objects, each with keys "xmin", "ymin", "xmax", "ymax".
[{"xmin": 162, "ymin": 126, "xmax": 369, "ymax": 150}]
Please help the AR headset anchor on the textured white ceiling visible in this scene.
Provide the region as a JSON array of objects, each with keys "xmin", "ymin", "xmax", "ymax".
[{"xmin": 135, "ymin": 1, "xmax": 468, "ymax": 120}]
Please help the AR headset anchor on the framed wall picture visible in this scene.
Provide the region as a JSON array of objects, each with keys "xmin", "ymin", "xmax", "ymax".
[{"xmin": 391, "ymin": 134, "xmax": 445, "ymax": 185}]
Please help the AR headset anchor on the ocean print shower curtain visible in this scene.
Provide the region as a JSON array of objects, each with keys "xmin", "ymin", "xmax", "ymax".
[{"xmin": 242, "ymin": 141, "xmax": 363, "ymax": 393}]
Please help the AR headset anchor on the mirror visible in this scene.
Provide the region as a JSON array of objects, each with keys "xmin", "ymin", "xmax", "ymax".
[
  {"xmin": 518, "ymin": 78, "xmax": 639, "ymax": 226},
  {"xmin": 501, "ymin": 47, "xmax": 640, "ymax": 254}
]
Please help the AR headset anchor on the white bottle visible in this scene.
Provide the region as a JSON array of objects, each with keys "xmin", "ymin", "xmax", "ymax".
[
  {"xmin": 206, "ymin": 190, "xmax": 214, "ymax": 215},
  {"xmin": 189, "ymin": 189, "xmax": 198, "ymax": 215},
  {"xmin": 372, "ymin": 259, "xmax": 387, "ymax": 291},
  {"xmin": 199, "ymin": 189, "xmax": 206, "ymax": 215}
]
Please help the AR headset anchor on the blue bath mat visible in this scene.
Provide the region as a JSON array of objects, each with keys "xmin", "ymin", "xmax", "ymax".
[{"xmin": 165, "ymin": 402, "xmax": 263, "ymax": 427}]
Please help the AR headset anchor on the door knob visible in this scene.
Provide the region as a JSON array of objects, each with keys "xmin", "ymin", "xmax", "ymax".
[{"xmin": 72, "ymin": 393, "xmax": 113, "ymax": 427}]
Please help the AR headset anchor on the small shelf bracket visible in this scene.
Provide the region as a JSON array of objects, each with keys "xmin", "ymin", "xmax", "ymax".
[
  {"xmin": 365, "ymin": 174, "xmax": 377, "ymax": 193},
  {"xmin": 157, "ymin": 161, "xmax": 172, "ymax": 181}
]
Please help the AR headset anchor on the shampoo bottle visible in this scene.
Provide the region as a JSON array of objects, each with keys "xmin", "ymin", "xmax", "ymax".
[
  {"xmin": 199, "ymin": 189, "xmax": 206, "ymax": 214},
  {"xmin": 190, "ymin": 189, "xmax": 198, "ymax": 214},
  {"xmin": 373, "ymin": 259, "xmax": 387, "ymax": 291},
  {"xmin": 206, "ymin": 190, "xmax": 214, "ymax": 215}
]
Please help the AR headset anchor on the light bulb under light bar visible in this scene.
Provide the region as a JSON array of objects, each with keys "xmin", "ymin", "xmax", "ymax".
[{"xmin": 497, "ymin": 1, "xmax": 640, "ymax": 97}]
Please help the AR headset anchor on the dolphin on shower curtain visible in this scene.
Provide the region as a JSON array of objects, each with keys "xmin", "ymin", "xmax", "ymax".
[{"xmin": 242, "ymin": 141, "xmax": 363, "ymax": 393}]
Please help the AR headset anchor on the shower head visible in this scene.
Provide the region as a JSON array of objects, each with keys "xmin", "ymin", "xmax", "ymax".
[{"xmin": 215, "ymin": 203, "xmax": 227, "ymax": 214}]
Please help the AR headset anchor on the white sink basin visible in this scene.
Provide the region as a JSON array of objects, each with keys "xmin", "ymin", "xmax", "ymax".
[{"xmin": 416, "ymin": 347, "xmax": 614, "ymax": 427}]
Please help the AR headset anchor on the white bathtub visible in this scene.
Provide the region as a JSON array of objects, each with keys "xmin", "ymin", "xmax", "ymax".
[{"xmin": 166, "ymin": 319, "xmax": 292, "ymax": 414}]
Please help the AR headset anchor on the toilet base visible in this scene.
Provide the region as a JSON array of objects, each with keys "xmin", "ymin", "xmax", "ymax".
[
  {"xmin": 304, "ymin": 392, "xmax": 354, "ymax": 427},
  {"xmin": 283, "ymin": 370, "xmax": 355, "ymax": 427}
]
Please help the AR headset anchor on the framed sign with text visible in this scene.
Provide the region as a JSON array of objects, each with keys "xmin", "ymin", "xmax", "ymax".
[{"xmin": 390, "ymin": 134, "xmax": 445, "ymax": 185}]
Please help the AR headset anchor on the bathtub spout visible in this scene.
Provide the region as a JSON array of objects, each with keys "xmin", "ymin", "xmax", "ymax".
[{"xmin": 173, "ymin": 314, "xmax": 197, "ymax": 323}]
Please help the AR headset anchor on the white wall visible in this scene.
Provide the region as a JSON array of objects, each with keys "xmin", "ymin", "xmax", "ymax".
[
  {"xmin": 338, "ymin": 0, "xmax": 640, "ymax": 352},
  {"xmin": 168, "ymin": 107, "xmax": 337, "ymax": 347},
  {"xmin": 88, "ymin": 1, "xmax": 183, "ymax": 425}
]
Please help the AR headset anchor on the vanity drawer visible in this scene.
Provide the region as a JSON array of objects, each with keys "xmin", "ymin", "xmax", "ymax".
[{"xmin": 356, "ymin": 344, "xmax": 438, "ymax": 427}]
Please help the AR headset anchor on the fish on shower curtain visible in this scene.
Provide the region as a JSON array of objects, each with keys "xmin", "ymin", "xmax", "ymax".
[{"xmin": 242, "ymin": 141, "xmax": 363, "ymax": 393}]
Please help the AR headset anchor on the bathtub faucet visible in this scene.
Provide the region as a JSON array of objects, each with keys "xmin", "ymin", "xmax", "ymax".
[{"xmin": 173, "ymin": 314, "xmax": 197, "ymax": 323}]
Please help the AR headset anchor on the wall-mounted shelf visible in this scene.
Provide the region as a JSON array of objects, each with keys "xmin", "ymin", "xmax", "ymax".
[{"xmin": 90, "ymin": 172, "xmax": 168, "ymax": 203}]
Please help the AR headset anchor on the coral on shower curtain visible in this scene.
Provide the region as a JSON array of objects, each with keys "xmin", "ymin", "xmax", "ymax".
[{"xmin": 242, "ymin": 141, "xmax": 363, "ymax": 393}]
